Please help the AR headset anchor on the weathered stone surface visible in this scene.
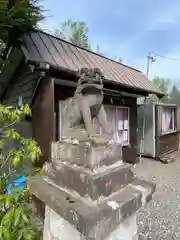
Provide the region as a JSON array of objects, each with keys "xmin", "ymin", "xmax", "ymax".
[
  {"xmin": 51, "ymin": 141, "xmax": 122, "ymax": 168},
  {"xmin": 43, "ymin": 206, "xmax": 138, "ymax": 240},
  {"xmin": 130, "ymin": 178, "xmax": 156, "ymax": 205},
  {"xmin": 44, "ymin": 161, "xmax": 134, "ymax": 200},
  {"xmin": 28, "ymin": 67, "xmax": 156, "ymax": 239},
  {"xmin": 105, "ymin": 214, "xmax": 138, "ymax": 240},
  {"xmin": 62, "ymin": 68, "xmax": 111, "ymax": 143},
  {"xmin": 28, "ymin": 176, "xmax": 155, "ymax": 240},
  {"xmin": 43, "ymin": 206, "xmax": 86, "ymax": 240}
]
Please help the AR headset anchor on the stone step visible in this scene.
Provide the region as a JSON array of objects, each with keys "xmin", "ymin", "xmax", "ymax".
[
  {"xmin": 44, "ymin": 161, "xmax": 134, "ymax": 201},
  {"xmin": 51, "ymin": 141, "xmax": 122, "ymax": 169},
  {"xmin": 28, "ymin": 176, "xmax": 155, "ymax": 240}
]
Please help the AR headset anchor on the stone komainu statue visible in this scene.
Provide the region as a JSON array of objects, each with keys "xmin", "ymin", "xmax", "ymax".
[{"xmin": 62, "ymin": 68, "xmax": 111, "ymax": 143}]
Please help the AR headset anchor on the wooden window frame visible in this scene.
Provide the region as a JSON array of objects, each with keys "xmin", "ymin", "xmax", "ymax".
[
  {"xmin": 104, "ymin": 105, "xmax": 130, "ymax": 146},
  {"xmin": 161, "ymin": 107, "xmax": 177, "ymax": 135}
]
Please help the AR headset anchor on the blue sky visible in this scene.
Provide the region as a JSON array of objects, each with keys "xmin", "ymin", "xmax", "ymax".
[{"xmin": 40, "ymin": 0, "xmax": 180, "ymax": 82}]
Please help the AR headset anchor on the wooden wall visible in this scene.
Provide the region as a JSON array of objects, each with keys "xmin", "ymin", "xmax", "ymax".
[
  {"xmin": 0, "ymin": 61, "xmax": 40, "ymax": 172},
  {"xmin": 158, "ymin": 131, "xmax": 179, "ymax": 156},
  {"xmin": 30, "ymin": 76, "xmax": 56, "ymax": 219},
  {"xmin": 1, "ymin": 68, "xmax": 139, "ymax": 166},
  {"xmin": 1, "ymin": 60, "xmax": 40, "ymax": 106},
  {"xmin": 32, "ymin": 77, "xmax": 56, "ymax": 167}
]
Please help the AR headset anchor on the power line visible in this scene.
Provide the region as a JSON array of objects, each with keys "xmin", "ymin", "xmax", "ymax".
[
  {"xmin": 146, "ymin": 51, "xmax": 180, "ymax": 76},
  {"xmin": 152, "ymin": 52, "xmax": 180, "ymax": 61}
]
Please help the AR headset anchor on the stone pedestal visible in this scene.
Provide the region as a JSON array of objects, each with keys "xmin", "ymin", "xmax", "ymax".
[
  {"xmin": 43, "ymin": 206, "xmax": 138, "ymax": 240},
  {"xmin": 28, "ymin": 140, "xmax": 155, "ymax": 240}
]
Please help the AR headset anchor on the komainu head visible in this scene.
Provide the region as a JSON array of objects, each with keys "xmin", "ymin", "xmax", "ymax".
[{"xmin": 75, "ymin": 68, "xmax": 104, "ymax": 95}]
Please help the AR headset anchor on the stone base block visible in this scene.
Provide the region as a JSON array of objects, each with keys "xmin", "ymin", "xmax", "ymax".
[
  {"xmin": 51, "ymin": 141, "xmax": 122, "ymax": 168},
  {"xmin": 28, "ymin": 176, "xmax": 155, "ymax": 240},
  {"xmin": 106, "ymin": 214, "xmax": 138, "ymax": 240},
  {"xmin": 43, "ymin": 206, "xmax": 138, "ymax": 240},
  {"xmin": 44, "ymin": 162, "xmax": 134, "ymax": 200}
]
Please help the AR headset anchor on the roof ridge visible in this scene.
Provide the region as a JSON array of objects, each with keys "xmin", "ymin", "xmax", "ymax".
[{"xmin": 33, "ymin": 28, "xmax": 142, "ymax": 74}]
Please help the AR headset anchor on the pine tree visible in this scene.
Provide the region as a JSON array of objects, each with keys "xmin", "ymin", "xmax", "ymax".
[{"xmin": 0, "ymin": 0, "xmax": 44, "ymax": 59}]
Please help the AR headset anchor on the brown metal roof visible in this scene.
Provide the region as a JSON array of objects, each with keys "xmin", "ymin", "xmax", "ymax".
[{"xmin": 21, "ymin": 30, "xmax": 163, "ymax": 96}]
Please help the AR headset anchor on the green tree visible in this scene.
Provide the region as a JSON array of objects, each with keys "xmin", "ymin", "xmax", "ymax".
[
  {"xmin": 96, "ymin": 45, "xmax": 104, "ymax": 55},
  {"xmin": 0, "ymin": 40, "xmax": 5, "ymax": 59},
  {"xmin": 54, "ymin": 19, "xmax": 91, "ymax": 49},
  {"xmin": 118, "ymin": 57, "xmax": 123, "ymax": 63},
  {"xmin": 0, "ymin": 2, "xmax": 44, "ymax": 238},
  {"xmin": 0, "ymin": 40, "xmax": 6, "ymax": 71},
  {"xmin": 152, "ymin": 76, "xmax": 171, "ymax": 94},
  {"xmin": 0, "ymin": 104, "xmax": 42, "ymax": 239},
  {"xmin": 169, "ymin": 84, "xmax": 180, "ymax": 106},
  {"xmin": 152, "ymin": 76, "xmax": 171, "ymax": 103},
  {"xmin": 96, "ymin": 45, "xmax": 123, "ymax": 62},
  {"xmin": 0, "ymin": 0, "xmax": 44, "ymax": 62}
]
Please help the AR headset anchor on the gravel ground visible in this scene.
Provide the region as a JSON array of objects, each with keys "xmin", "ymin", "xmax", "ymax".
[{"xmin": 135, "ymin": 151, "xmax": 180, "ymax": 240}]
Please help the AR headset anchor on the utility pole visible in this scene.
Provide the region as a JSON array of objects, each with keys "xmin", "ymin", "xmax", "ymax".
[
  {"xmin": 140, "ymin": 52, "xmax": 156, "ymax": 162},
  {"xmin": 146, "ymin": 52, "xmax": 156, "ymax": 77}
]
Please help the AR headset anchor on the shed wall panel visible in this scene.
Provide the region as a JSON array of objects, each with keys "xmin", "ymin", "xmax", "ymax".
[
  {"xmin": 32, "ymin": 77, "xmax": 55, "ymax": 167},
  {"xmin": 2, "ymin": 63, "xmax": 40, "ymax": 106},
  {"xmin": 137, "ymin": 104, "xmax": 154, "ymax": 157}
]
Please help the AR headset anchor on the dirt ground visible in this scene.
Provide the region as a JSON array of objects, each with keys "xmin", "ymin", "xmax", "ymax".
[{"xmin": 135, "ymin": 151, "xmax": 180, "ymax": 240}]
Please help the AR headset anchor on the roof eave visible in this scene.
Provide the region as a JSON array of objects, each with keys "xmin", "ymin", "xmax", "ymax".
[{"xmin": 26, "ymin": 59, "xmax": 164, "ymax": 98}]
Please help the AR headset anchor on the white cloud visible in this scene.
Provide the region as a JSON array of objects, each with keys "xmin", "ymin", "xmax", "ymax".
[{"xmin": 148, "ymin": 2, "xmax": 180, "ymax": 31}]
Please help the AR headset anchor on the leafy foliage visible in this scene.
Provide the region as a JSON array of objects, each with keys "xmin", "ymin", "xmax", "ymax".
[
  {"xmin": 152, "ymin": 76, "xmax": 180, "ymax": 105},
  {"xmin": 0, "ymin": 0, "xmax": 44, "ymax": 70},
  {"xmin": 0, "ymin": 2, "xmax": 44, "ymax": 237},
  {"xmin": 0, "ymin": 40, "xmax": 5, "ymax": 56},
  {"xmin": 0, "ymin": 0, "xmax": 44, "ymax": 44},
  {"xmin": 152, "ymin": 77, "xmax": 171, "ymax": 95},
  {"xmin": 0, "ymin": 104, "xmax": 42, "ymax": 239},
  {"xmin": 169, "ymin": 84, "xmax": 180, "ymax": 106},
  {"xmin": 96, "ymin": 45, "xmax": 105, "ymax": 55},
  {"xmin": 54, "ymin": 19, "xmax": 91, "ymax": 49},
  {"xmin": 0, "ymin": 186, "xmax": 41, "ymax": 240},
  {"xmin": 152, "ymin": 76, "xmax": 171, "ymax": 102},
  {"xmin": 54, "ymin": 19, "xmax": 123, "ymax": 62}
]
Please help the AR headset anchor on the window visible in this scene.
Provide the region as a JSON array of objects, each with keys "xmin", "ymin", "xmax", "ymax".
[
  {"xmin": 161, "ymin": 107, "xmax": 177, "ymax": 134},
  {"xmin": 93, "ymin": 106, "xmax": 130, "ymax": 145}
]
